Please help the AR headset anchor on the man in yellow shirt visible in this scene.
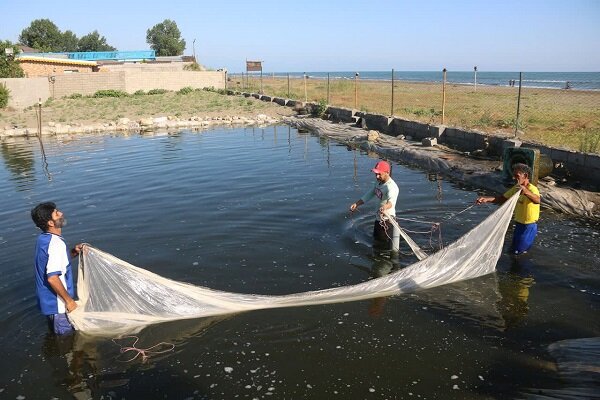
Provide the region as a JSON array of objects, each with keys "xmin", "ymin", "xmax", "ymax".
[{"xmin": 476, "ymin": 163, "xmax": 541, "ymax": 255}]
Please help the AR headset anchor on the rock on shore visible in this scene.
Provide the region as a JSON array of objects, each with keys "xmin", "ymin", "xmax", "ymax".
[{"xmin": 0, "ymin": 114, "xmax": 280, "ymax": 138}]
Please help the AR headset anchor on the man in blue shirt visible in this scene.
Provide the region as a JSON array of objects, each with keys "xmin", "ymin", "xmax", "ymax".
[{"xmin": 31, "ymin": 202, "xmax": 82, "ymax": 335}]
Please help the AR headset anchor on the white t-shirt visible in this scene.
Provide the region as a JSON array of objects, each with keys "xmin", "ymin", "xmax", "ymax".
[{"xmin": 360, "ymin": 177, "xmax": 399, "ymax": 221}]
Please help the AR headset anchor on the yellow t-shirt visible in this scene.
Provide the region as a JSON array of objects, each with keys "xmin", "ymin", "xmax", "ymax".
[{"xmin": 503, "ymin": 183, "xmax": 540, "ymax": 224}]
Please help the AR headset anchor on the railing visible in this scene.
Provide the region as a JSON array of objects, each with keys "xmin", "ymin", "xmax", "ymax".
[{"xmin": 19, "ymin": 50, "xmax": 156, "ymax": 61}]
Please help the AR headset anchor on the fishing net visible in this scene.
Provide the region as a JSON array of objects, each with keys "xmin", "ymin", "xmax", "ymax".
[{"xmin": 68, "ymin": 193, "xmax": 519, "ymax": 335}]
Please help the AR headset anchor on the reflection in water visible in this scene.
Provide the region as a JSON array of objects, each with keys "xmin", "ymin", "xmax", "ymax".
[
  {"xmin": 35, "ymin": 132, "xmax": 52, "ymax": 181},
  {"xmin": 0, "ymin": 141, "xmax": 36, "ymax": 185},
  {"xmin": 428, "ymin": 172, "xmax": 443, "ymax": 202},
  {"xmin": 352, "ymin": 246, "xmax": 405, "ymax": 318},
  {"xmin": 41, "ymin": 316, "xmax": 228, "ymax": 399},
  {"xmin": 497, "ymin": 257, "xmax": 535, "ymax": 330}
]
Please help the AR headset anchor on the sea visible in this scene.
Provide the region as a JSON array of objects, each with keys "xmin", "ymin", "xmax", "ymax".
[{"xmin": 253, "ymin": 71, "xmax": 600, "ymax": 91}]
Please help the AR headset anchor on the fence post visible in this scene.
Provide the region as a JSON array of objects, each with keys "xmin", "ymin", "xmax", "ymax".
[
  {"xmin": 354, "ymin": 72, "xmax": 359, "ymax": 109},
  {"xmin": 327, "ymin": 73, "xmax": 330, "ymax": 104},
  {"xmin": 442, "ymin": 68, "xmax": 447, "ymax": 124},
  {"xmin": 514, "ymin": 72, "xmax": 523, "ymax": 137},
  {"xmin": 260, "ymin": 70, "xmax": 263, "ymax": 94},
  {"xmin": 304, "ymin": 72, "xmax": 308, "ymax": 102},
  {"xmin": 391, "ymin": 68, "xmax": 395, "ymax": 116}
]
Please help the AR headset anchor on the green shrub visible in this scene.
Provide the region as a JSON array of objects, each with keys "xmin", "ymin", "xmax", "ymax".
[
  {"xmin": 312, "ymin": 99, "xmax": 328, "ymax": 118},
  {"xmin": 177, "ymin": 86, "xmax": 194, "ymax": 95},
  {"xmin": 147, "ymin": 89, "xmax": 168, "ymax": 95},
  {"xmin": 93, "ymin": 89, "xmax": 128, "ymax": 98},
  {"xmin": 133, "ymin": 90, "xmax": 146, "ymax": 96},
  {"xmin": 183, "ymin": 62, "xmax": 202, "ymax": 71},
  {"xmin": 0, "ymin": 84, "xmax": 9, "ymax": 108},
  {"xmin": 67, "ymin": 93, "xmax": 83, "ymax": 99}
]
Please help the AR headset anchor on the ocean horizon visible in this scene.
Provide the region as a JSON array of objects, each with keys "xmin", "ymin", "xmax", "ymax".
[{"xmin": 235, "ymin": 70, "xmax": 600, "ymax": 91}]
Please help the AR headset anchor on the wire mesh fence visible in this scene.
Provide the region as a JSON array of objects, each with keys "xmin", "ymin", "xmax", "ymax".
[{"xmin": 228, "ymin": 71, "xmax": 600, "ymax": 153}]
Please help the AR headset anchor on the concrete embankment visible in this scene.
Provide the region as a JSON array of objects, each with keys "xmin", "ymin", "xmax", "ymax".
[
  {"xmin": 0, "ymin": 114, "xmax": 281, "ymax": 137},
  {"xmin": 286, "ymin": 116, "xmax": 600, "ymax": 220}
]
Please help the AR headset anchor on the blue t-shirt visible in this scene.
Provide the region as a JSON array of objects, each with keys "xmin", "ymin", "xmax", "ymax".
[{"xmin": 34, "ymin": 233, "xmax": 74, "ymax": 315}]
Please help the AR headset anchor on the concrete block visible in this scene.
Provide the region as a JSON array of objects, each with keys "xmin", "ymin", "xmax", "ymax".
[
  {"xmin": 502, "ymin": 139, "xmax": 522, "ymax": 150},
  {"xmin": 422, "ymin": 137, "xmax": 438, "ymax": 147},
  {"xmin": 567, "ymin": 150, "xmax": 586, "ymax": 166},
  {"xmin": 550, "ymin": 148, "xmax": 571, "ymax": 162},
  {"xmin": 430, "ymin": 124, "xmax": 446, "ymax": 139},
  {"xmin": 327, "ymin": 107, "xmax": 355, "ymax": 122},
  {"xmin": 251, "ymin": 93, "xmax": 260, "ymax": 99},
  {"xmin": 363, "ymin": 113, "xmax": 392, "ymax": 132},
  {"xmin": 260, "ymin": 95, "xmax": 272, "ymax": 102},
  {"xmin": 463, "ymin": 130, "xmax": 477, "ymax": 144},
  {"xmin": 387, "ymin": 118, "xmax": 404, "ymax": 137},
  {"xmin": 585, "ymin": 153, "xmax": 600, "ymax": 170},
  {"xmin": 272, "ymin": 97, "xmax": 288, "ymax": 106}
]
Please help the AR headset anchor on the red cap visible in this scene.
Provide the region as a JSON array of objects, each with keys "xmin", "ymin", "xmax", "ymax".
[{"xmin": 372, "ymin": 161, "xmax": 390, "ymax": 174}]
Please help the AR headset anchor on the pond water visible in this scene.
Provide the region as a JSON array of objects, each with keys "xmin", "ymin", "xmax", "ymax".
[{"xmin": 0, "ymin": 125, "xmax": 598, "ymax": 399}]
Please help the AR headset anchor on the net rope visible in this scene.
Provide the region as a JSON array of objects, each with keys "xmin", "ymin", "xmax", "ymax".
[{"xmin": 68, "ymin": 193, "xmax": 519, "ymax": 335}]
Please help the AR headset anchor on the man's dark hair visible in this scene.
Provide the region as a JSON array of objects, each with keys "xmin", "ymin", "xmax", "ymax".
[
  {"xmin": 512, "ymin": 163, "xmax": 532, "ymax": 177},
  {"xmin": 31, "ymin": 202, "xmax": 56, "ymax": 232}
]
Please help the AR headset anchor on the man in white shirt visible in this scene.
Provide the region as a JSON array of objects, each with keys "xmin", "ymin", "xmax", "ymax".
[{"xmin": 350, "ymin": 160, "xmax": 400, "ymax": 251}]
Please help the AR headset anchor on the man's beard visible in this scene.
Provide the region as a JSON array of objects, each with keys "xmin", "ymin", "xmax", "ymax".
[{"xmin": 53, "ymin": 217, "xmax": 67, "ymax": 228}]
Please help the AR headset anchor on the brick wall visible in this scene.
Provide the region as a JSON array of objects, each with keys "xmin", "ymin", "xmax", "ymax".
[
  {"xmin": 3, "ymin": 70, "xmax": 225, "ymax": 108},
  {"xmin": 0, "ymin": 77, "xmax": 50, "ymax": 108},
  {"xmin": 19, "ymin": 61, "xmax": 95, "ymax": 77},
  {"xmin": 51, "ymin": 72, "xmax": 127, "ymax": 98},
  {"xmin": 124, "ymin": 70, "xmax": 224, "ymax": 92}
]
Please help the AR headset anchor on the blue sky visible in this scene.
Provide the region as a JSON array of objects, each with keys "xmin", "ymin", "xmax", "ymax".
[{"xmin": 1, "ymin": 0, "xmax": 598, "ymax": 72}]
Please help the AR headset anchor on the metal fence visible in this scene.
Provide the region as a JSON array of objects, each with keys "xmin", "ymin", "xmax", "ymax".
[{"xmin": 228, "ymin": 70, "xmax": 600, "ymax": 153}]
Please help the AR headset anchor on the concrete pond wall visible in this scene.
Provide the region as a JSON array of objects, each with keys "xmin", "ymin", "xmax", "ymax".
[{"xmin": 232, "ymin": 91, "xmax": 600, "ymax": 190}]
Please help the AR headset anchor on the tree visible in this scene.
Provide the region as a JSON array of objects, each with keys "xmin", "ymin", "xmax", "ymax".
[
  {"xmin": 77, "ymin": 30, "xmax": 116, "ymax": 52},
  {"xmin": 146, "ymin": 19, "xmax": 186, "ymax": 56},
  {"xmin": 0, "ymin": 41, "xmax": 25, "ymax": 78},
  {"xmin": 19, "ymin": 19, "xmax": 63, "ymax": 52},
  {"xmin": 61, "ymin": 30, "xmax": 79, "ymax": 52}
]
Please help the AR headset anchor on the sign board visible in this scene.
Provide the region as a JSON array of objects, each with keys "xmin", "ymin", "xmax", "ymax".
[{"xmin": 246, "ymin": 61, "xmax": 262, "ymax": 72}]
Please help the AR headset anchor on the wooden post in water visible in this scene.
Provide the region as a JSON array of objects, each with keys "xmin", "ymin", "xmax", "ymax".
[
  {"xmin": 354, "ymin": 72, "xmax": 359, "ymax": 109},
  {"xmin": 37, "ymin": 98, "xmax": 42, "ymax": 136},
  {"xmin": 514, "ymin": 72, "xmax": 523, "ymax": 137},
  {"xmin": 391, "ymin": 68, "xmax": 395, "ymax": 116},
  {"xmin": 442, "ymin": 68, "xmax": 447, "ymax": 124}
]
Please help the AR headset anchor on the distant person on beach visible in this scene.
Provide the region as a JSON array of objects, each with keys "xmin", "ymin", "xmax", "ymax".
[
  {"xmin": 475, "ymin": 163, "xmax": 540, "ymax": 255},
  {"xmin": 350, "ymin": 160, "xmax": 400, "ymax": 251},
  {"xmin": 31, "ymin": 202, "xmax": 83, "ymax": 335},
  {"xmin": 565, "ymin": 81, "xmax": 571, "ymax": 90}
]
